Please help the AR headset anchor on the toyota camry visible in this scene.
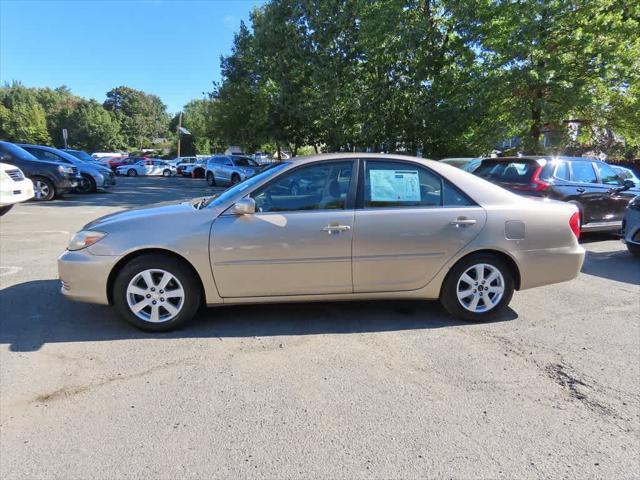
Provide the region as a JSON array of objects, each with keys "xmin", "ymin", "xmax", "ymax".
[{"xmin": 58, "ymin": 153, "xmax": 585, "ymax": 331}]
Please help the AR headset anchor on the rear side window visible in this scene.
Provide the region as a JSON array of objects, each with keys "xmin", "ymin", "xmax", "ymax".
[
  {"xmin": 474, "ymin": 160, "xmax": 538, "ymax": 184},
  {"xmin": 571, "ymin": 162, "xmax": 597, "ymax": 183},
  {"xmin": 554, "ymin": 162, "xmax": 570, "ymax": 181},
  {"xmin": 594, "ymin": 162, "xmax": 622, "ymax": 185},
  {"xmin": 443, "ymin": 180, "xmax": 476, "ymax": 207},
  {"xmin": 364, "ymin": 160, "xmax": 441, "ymax": 208}
]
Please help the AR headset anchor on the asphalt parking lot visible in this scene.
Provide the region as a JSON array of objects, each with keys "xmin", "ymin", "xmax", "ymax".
[{"xmin": 1, "ymin": 176, "xmax": 639, "ymax": 479}]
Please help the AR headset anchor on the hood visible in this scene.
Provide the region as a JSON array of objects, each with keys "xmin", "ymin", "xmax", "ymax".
[{"xmin": 84, "ymin": 200, "xmax": 196, "ymax": 231}]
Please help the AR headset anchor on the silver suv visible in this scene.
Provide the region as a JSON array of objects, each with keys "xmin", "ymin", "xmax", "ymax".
[{"xmin": 205, "ymin": 155, "xmax": 262, "ymax": 186}]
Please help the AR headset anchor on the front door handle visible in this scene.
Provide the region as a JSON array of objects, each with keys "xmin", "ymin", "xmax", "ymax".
[
  {"xmin": 450, "ymin": 218, "xmax": 477, "ymax": 228},
  {"xmin": 576, "ymin": 187, "xmax": 586, "ymax": 193},
  {"xmin": 322, "ymin": 224, "xmax": 351, "ymax": 234}
]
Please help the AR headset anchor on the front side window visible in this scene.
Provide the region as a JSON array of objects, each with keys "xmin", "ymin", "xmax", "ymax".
[
  {"xmin": 363, "ymin": 160, "xmax": 441, "ymax": 208},
  {"xmin": 594, "ymin": 162, "xmax": 622, "ymax": 185},
  {"xmin": 252, "ymin": 161, "xmax": 353, "ymax": 213},
  {"xmin": 571, "ymin": 162, "xmax": 597, "ymax": 184}
]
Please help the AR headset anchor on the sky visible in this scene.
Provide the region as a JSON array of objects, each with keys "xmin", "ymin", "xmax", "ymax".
[{"xmin": 0, "ymin": 0, "xmax": 265, "ymax": 113}]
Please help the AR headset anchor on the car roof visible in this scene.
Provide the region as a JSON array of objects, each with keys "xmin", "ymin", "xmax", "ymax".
[{"xmin": 478, "ymin": 155, "xmax": 599, "ymax": 162}]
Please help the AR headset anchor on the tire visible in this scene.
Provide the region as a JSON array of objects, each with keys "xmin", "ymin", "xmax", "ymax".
[
  {"xmin": 112, "ymin": 254, "xmax": 202, "ymax": 332},
  {"xmin": 440, "ymin": 253, "xmax": 515, "ymax": 322},
  {"xmin": 627, "ymin": 243, "xmax": 640, "ymax": 257},
  {"xmin": 193, "ymin": 168, "xmax": 204, "ymax": 179},
  {"xmin": 162, "ymin": 169, "xmax": 171, "ymax": 177},
  {"xmin": 231, "ymin": 173, "xmax": 241, "ymax": 185},
  {"xmin": 206, "ymin": 171, "xmax": 216, "ymax": 186},
  {"xmin": 127, "ymin": 169, "xmax": 137, "ymax": 177},
  {"xmin": 77, "ymin": 174, "xmax": 97, "ymax": 194},
  {"xmin": 0, "ymin": 204, "xmax": 13, "ymax": 216},
  {"xmin": 31, "ymin": 176, "xmax": 56, "ymax": 201}
]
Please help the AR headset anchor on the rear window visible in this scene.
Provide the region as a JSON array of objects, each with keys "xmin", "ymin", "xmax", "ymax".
[
  {"xmin": 0, "ymin": 142, "xmax": 39, "ymax": 161},
  {"xmin": 474, "ymin": 160, "xmax": 539, "ymax": 184}
]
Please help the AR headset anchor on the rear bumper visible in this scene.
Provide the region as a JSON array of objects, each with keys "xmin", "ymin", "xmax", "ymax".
[
  {"xmin": 58, "ymin": 249, "xmax": 120, "ymax": 305},
  {"xmin": 515, "ymin": 245, "xmax": 585, "ymax": 290}
]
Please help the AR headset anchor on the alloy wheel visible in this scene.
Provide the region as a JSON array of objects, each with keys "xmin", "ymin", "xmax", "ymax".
[
  {"xmin": 126, "ymin": 269, "xmax": 185, "ymax": 323},
  {"xmin": 34, "ymin": 180, "xmax": 50, "ymax": 200},
  {"xmin": 456, "ymin": 263, "xmax": 504, "ymax": 313}
]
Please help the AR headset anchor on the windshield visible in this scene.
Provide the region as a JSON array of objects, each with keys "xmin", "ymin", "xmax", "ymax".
[
  {"xmin": 67, "ymin": 150, "xmax": 94, "ymax": 162},
  {"xmin": 474, "ymin": 160, "xmax": 539, "ymax": 184},
  {"xmin": 201, "ymin": 162, "xmax": 289, "ymax": 209},
  {"xmin": 234, "ymin": 156, "xmax": 259, "ymax": 167}
]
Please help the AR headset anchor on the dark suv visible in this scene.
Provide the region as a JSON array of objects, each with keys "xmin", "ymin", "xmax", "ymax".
[
  {"xmin": 470, "ymin": 156, "xmax": 638, "ymax": 232},
  {"xmin": 0, "ymin": 141, "xmax": 81, "ymax": 201}
]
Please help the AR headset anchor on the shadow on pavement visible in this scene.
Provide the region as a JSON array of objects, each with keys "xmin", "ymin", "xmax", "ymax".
[
  {"xmin": 580, "ymin": 248, "xmax": 640, "ymax": 285},
  {"xmin": 0, "ymin": 279, "xmax": 517, "ymax": 352}
]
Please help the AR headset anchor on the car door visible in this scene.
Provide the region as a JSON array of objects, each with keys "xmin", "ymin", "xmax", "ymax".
[
  {"xmin": 210, "ymin": 160, "xmax": 356, "ymax": 297},
  {"xmin": 220, "ymin": 157, "xmax": 233, "ymax": 184},
  {"xmin": 352, "ymin": 159, "xmax": 487, "ymax": 293},
  {"xmin": 568, "ymin": 161, "xmax": 604, "ymax": 224},
  {"xmin": 594, "ymin": 161, "xmax": 635, "ymax": 222}
]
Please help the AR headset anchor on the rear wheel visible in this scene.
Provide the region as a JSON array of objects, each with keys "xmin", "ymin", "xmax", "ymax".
[
  {"xmin": 0, "ymin": 205, "xmax": 13, "ymax": 216},
  {"xmin": 440, "ymin": 253, "xmax": 514, "ymax": 322},
  {"xmin": 162, "ymin": 169, "xmax": 171, "ymax": 177},
  {"xmin": 77, "ymin": 174, "xmax": 96, "ymax": 193},
  {"xmin": 113, "ymin": 254, "xmax": 202, "ymax": 331},
  {"xmin": 206, "ymin": 171, "xmax": 216, "ymax": 186},
  {"xmin": 31, "ymin": 176, "xmax": 56, "ymax": 201},
  {"xmin": 231, "ymin": 173, "xmax": 241, "ymax": 185},
  {"xmin": 127, "ymin": 169, "xmax": 137, "ymax": 177}
]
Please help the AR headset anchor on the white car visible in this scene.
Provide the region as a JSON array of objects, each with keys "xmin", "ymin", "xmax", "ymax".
[
  {"xmin": 0, "ymin": 162, "xmax": 34, "ymax": 215},
  {"xmin": 116, "ymin": 160, "xmax": 177, "ymax": 177}
]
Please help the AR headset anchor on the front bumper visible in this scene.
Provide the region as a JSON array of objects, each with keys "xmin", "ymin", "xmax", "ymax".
[
  {"xmin": 0, "ymin": 178, "xmax": 34, "ymax": 206},
  {"xmin": 621, "ymin": 207, "xmax": 640, "ymax": 246},
  {"xmin": 59, "ymin": 176, "xmax": 80, "ymax": 192},
  {"xmin": 58, "ymin": 249, "xmax": 120, "ymax": 305}
]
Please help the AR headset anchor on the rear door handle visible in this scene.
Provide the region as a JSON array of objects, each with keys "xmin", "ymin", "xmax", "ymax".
[
  {"xmin": 322, "ymin": 224, "xmax": 351, "ymax": 234},
  {"xmin": 450, "ymin": 218, "xmax": 477, "ymax": 227},
  {"xmin": 576, "ymin": 188, "xmax": 586, "ymax": 193}
]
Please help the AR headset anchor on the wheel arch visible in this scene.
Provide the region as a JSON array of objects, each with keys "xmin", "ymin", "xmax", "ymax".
[
  {"xmin": 443, "ymin": 248, "xmax": 522, "ymax": 292},
  {"xmin": 106, "ymin": 248, "xmax": 205, "ymax": 305}
]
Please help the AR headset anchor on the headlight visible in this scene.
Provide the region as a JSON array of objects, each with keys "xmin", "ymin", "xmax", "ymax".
[
  {"xmin": 67, "ymin": 230, "xmax": 107, "ymax": 251},
  {"xmin": 58, "ymin": 165, "xmax": 75, "ymax": 174}
]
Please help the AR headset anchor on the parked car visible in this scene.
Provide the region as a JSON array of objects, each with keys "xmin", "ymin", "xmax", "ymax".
[
  {"xmin": 470, "ymin": 156, "xmax": 638, "ymax": 232},
  {"xmin": 612, "ymin": 165, "xmax": 640, "ymax": 187},
  {"xmin": 116, "ymin": 159, "xmax": 176, "ymax": 177},
  {"xmin": 439, "ymin": 158, "xmax": 478, "ymax": 169},
  {"xmin": 107, "ymin": 156, "xmax": 148, "ymax": 172},
  {"xmin": 62, "ymin": 148, "xmax": 106, "ymax": 165},
  {"xmin": 181, "ymin": 158, "xmax": 208, "ymax": 178},
  {"xmin": 0, "ymin": 141, "xmax": 80, "ymax": 201},
  {"xmin": 167, "ymin": 156, "xmax": 197, "ymax": 169},
  {"xmin": 20, "ymin": 144, "xmax": 116, "ymax": 193},
  {"xmin": 252, "ymin": 152, "xmax": 272, "ymax": 164},
  {"xmin": 0, "ymin": 162, "xmax": 34, "ymax": 215},
  {"xmin": 92, "ymin": 152, "xmax": 127, "ymax": 160},
  {"xmin": 205, "ymin": 155, "xmax": 262, "ymax": 186},
  {"xmin": 621, "ymin": 195, "xmax": 640, "ymax": 257},
  {"xmin": 59, "ymin": 153, "xmax": 585, "ymax": 331}
]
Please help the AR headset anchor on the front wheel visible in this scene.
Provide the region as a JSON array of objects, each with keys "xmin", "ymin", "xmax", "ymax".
[
  {"xmin": 113, "ymin": 254, "xmax": 202, "ymax": 331},
  {"xmin": 31, "ymin": 176, "xmax": 56, "ymax": 201},
  {"xmin": 440, "ymin": 253, "xmax": 515, "ymax": 322},
  {"xmin": 206, "ymin": 172, "xmax": 216, "ymax": 186},
  {"xmin": 627, "ymin": 243, "xmax": 640, "ymax": 257},
  {"xmin": 162, "ymin": 169, "xmax": 172, "ymax": 177},
  {"xmin": 0, "ymin": 205, "xmax": 14, "ymax": 216},
  {"xmin": 77, "ymin": 174, "xmax": 97, "ymax": 193}
]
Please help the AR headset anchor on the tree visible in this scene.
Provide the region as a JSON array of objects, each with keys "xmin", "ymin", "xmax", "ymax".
[
  {"xmin": 103, "ymin": 86, "xmax": 170, "ymax": 148},
  {"xmin": 0, "ymin": 83, "xmax": 51, "ymax": 144},
  {"xmin": 64, "ymin": 100, "xmax": 125, "ymax": 151}
]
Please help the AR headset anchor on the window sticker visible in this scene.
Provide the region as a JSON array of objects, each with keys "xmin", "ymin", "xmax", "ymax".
[{"xmin": 370, "ymin": 169, "xmax": 421, "ymax": 202}]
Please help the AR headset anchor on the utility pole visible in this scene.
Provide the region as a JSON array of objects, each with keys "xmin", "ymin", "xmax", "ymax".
[{"xmin": 176, "ymin": 112, "xmax": 183, "ymax": 158}]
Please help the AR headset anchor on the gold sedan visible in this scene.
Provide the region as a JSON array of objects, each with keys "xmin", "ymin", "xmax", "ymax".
[{"xmin": 58, "ymin": 154, "xmax": 585, "ymax": 331}]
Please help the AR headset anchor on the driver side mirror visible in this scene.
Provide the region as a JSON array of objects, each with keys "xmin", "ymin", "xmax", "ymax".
[
  {"xmin": 623, "ymin": 179, "xmax": 635, "ymax": 191},
  {"xmin": 227, "ymin": 197, "xmax": 255, "ymax": 215}
]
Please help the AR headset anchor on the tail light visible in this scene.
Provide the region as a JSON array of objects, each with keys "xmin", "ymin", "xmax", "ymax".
[
  {"xmin": 569, "ymin": 211, "xmax": 581, "ymax": 239},
  {"xmin": 530, "ymin": 166, "xmax": 550, "ymax": 191}
]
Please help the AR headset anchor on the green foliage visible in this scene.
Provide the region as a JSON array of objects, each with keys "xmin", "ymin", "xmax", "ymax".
[{"xmin": 0, "ymin": 83, "xmax": 51, "ymax": 144}]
